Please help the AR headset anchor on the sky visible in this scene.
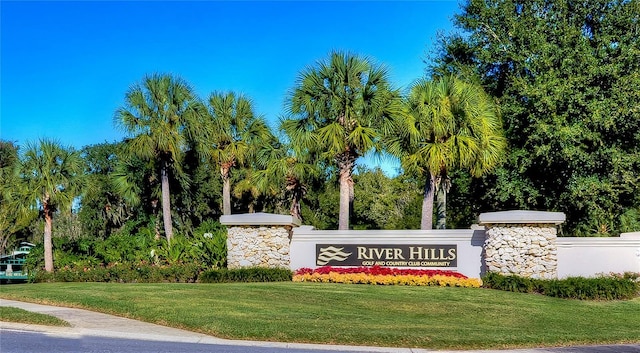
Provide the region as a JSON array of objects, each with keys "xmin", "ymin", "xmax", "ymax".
[{"xmin": 1, "ymin": 0, "xmax": 461, "ymax": 171}]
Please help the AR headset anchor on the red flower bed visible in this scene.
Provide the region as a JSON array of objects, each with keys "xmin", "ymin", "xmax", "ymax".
[{"xmin": 295, "ymin": 265, "xmax": 468, "ymax": 279}]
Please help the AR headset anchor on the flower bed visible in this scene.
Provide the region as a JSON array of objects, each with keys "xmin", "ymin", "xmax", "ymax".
[{"xmin": 293, "ymin": 266, "xmax": 482, "ymax": 287}]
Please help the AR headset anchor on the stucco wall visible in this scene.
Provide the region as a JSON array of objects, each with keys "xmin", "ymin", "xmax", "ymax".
[{"xmin": 557, "ymin": 232, "xmax": 640, "ymax": 277}]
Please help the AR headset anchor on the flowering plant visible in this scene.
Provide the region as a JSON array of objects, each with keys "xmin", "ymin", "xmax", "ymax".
[{"xmin": 293, "ymin": 266, "xmax": 482, "ymax": 287}]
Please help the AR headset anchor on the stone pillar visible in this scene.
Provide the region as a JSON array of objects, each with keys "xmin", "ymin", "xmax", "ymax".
[
  {"xmin": 479, "ymin": 210, "xmax": 565, "ymax": 279},
  {"xmin": 220, "ymin": 213, "xmax": 301, "ymax": 269}
]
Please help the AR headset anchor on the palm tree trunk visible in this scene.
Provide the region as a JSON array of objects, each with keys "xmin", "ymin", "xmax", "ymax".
[
  {"xmin": 43, "ymin": 197, "xmax": 54, "ymax": 272},
  {"xmin": 421, "ymin": 173, "xmax": 436, "ymax": 230},
  {"xmin": 290, "ymin": 193, "xmax": 302, "ymax": 222},
  {"xmin": 221, "ymin": 166, "xmax": 231, "ymax": 215},
  {"xmin": 160, "ymin": 160, "xmax": 173, "ymax": 243},
  {"xmin": 338, "ymin": 166, "xmax": 351, "ymax": 230},
  {"xmin": 436, "ymin": 185, "xmax": 447, "ymax": 229},
  {"xmin": 0, "ymin": 233, "xmax": 9, "ymax": 257}
]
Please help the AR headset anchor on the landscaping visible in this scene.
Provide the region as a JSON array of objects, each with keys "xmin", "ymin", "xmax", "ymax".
[
  {"xmin": 1, "ymin": 282, "xmax": 639, "ymax": 350},
  {"xmin": 2, "ymin": 1, "xmax": 639, "ymax": 350},
  {"xmin": 293, "ymin": 266, "xmax": 482, "ymax": 287},
  {"xmin": 483, "ymin": 272, "xmax": 640, "ymax": 300}
]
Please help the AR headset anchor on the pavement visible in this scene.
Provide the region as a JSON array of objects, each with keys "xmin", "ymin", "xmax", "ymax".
[{"xmin": 1, "ymin": 298, "xmax": 638, "ymax": 353}]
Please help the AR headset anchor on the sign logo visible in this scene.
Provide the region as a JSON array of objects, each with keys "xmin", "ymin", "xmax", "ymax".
[
  {"xmin": 316, "ymin": 246, "xmax": 352, "ymax": 265},
  {"xmin": 316, "ymin": 244, "xmax": 457, "ymax": 267}
]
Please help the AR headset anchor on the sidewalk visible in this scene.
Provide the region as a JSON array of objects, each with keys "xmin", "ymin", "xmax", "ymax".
[{"xmin": 1, "ymin": 299, "xmax": 638, "ymax": 353}]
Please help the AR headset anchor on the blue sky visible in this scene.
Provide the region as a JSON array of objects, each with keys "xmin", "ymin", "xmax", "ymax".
[{"xmin": 2, "ymin": 0, "xmax": 460, "ymax": 169}]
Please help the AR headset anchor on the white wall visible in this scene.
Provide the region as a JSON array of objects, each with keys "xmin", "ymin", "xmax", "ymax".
[
  {"xmin": 290, "ymin": 226, "xmax": 487, "ymax": 278},
  {"xmin": 291, "ymin": 227, "xmax": 640, "ymax": 279},
  {"xmin": 222, "ymin": 212, "xmax": 640, "ymax": 279},
  {"xmin": 557, "ymin": 232, "xmax": 640, "ymax": 278}
]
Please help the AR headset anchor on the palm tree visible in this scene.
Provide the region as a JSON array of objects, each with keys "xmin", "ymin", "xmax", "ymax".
[
  {"xmin": 114, "ymin": 73, "xmax": 203, "ymax": 242},
  {"xmin": 18, "ymin": 139, "xmax": 84, "ymax": 272},
  {"xmin": 205, "ymin": 91, "xmax": 272, "ymax": 215},
  {"xmin": 396, "ymin": 76, "xmax": 505, "ymax": 229},
  {"xmin": 286, "ymin": 51, "xmax": 402, "ymax": 230},
  {"xmin": 253, "ymin": 131, "xmax": 318, "ymax": 221},
  {"xmin": 0, "ymin": 141, "xmax": 27, "ymax": 255}
]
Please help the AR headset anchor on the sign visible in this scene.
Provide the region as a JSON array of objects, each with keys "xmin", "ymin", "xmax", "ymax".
[{"xmin": 316, "ymin": 244, "xmax": 457, "ymax": 267}]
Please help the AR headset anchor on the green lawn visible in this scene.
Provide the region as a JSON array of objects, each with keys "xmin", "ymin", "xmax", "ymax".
[
  {"xmin": 0, "ymin": 306, "xmax": 69, "ymax": 327},
  {"xmin": 1, "ymin": 282, "xmax": 639, "ymax": 350}
]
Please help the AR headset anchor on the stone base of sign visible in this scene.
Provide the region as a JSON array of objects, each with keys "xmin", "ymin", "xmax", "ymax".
[
  {"xmin": 220, "ymin": 213, "xmax": 301, "ymax": 269},
  {"xmin": 479, "ymin": 211, "xmax": 565, "ymax": 279}
]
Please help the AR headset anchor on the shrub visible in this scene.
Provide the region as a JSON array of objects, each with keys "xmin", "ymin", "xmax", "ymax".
[
  {"xmin": 153, "ymin": 231, "xmax": 226, "ymax": 268},
  {"xmin": 31, "ymin": 262, "xmax": 205, "ymax": 283},
  {"xmin": 93, "ymin": 232, "xmax": 157, "ymax": 264},
  {"xmin": 482, "ymin": 272, "xmax": 640, "ymax": 300},
  {"xmin": 481, "ymin": 272, "xmax": 538, "ymax": 293},
  {"xmin": 200, "ymin": 267, "xmax": 293, "ymax": 283}
]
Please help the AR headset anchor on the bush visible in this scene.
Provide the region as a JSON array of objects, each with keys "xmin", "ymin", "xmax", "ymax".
[
  {"xmin": 31, "ymin": 262, "xmax": 204, "ymax": 283},
  {"xmin": 153, "ymin": 231, "xmax": 226, "ymax": 268},
  {"xmin": 482, "ymin": 272, "xmax": 640, "ymax": 300},
  {"xmin": 481, "ymin": 272, "xmax": 539, "ymax": 293},
  {"xmin": 200, "ymin": 267, "xmax": 293, "ymax": 283}
]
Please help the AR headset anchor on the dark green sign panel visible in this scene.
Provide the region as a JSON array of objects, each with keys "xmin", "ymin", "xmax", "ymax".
[{"xmin": 316, "ymin": 244, "xmax": 457, "ymax": 267}]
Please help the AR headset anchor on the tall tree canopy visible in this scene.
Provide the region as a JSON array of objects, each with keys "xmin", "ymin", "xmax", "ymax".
[
  {"xmin": 18, "ymin": 139, "xmax": 84, "ymax": 271},
  {"xmin": 79, "ymin": 142, "xmax": 130, "ymax": 239},
  {"xmin": 286, "ymin": 51, "xmax": 403, "ymax": 229},
  {"xmin": 205, "ymin": 91, "xmax": 272, "ymax": 215},
  {"xmin": 0, "ymin": 141, "xmax": 26, "ymax": 254},
  {"xmin": 254, "ymin": 124, "xmax": 320, "ymax": 222},
  {"xmin": 115, "ymin": 73, "xmax": 204, "ymax": 242},
  {"xmin": 433, "ymin": 0, "xmax": 640, "ymax": 234},
  {"xmin": 394, "ymin": 76, "xmax": 505, "ymax": 229}
]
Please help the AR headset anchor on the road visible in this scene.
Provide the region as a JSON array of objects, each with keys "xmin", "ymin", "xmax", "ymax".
[
  {"xmin": 2, "ymin": 329, "xmax": 640, "ymax": 353},
  {"xmin": 0, "ymin": 329, "xmax": 367, "ymax": 353}
]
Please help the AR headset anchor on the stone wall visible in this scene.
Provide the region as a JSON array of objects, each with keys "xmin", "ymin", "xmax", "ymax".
[
  {"xmin": 479, "ymin": 211, "xmax": 565, "ymax": 279},
  {"xmin": 226, "ymin": 226, "xmax": 292, "ymax": 269},
  {"xmin": 220, "ymin": 213, "xmax": 300, "ymax": 269},
  {"xmin": 483, "ymin": 224, "xmax": 557, "ymax": 279}
]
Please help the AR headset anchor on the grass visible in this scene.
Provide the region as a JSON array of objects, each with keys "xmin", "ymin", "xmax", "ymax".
[
  {"xmin": 0, "ymin": 306, "xmax": 70, "ymax": 327},
  {"xmin": 1, "ymin": 282, "xmax": 639, "ymax": 350}
]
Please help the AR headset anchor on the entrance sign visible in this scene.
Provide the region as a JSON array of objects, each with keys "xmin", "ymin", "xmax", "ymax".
[
  {"xmin": 316, "ymin": 244, "xmax": 457, "ymax": 267},
  {"xmin": 223, "ymin": 211, "xmax": 640, "ymax": 279}
]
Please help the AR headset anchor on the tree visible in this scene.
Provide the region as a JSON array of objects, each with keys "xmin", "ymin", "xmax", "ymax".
[
  {"xmin": 0, "ymin": 141, "xmax": 29, "ymax": 254},
  {"xmin": 18, "ymin": 139, "xmax": 84, "ymax": 272},
  {"xmin": 114, "ymin": 73, "xmax": 203, "ymax": 242},
  {"xmin": 205, "ymin": 91, "xmax": 272, "ymax": 215},
  {"xmin": 432, "ymin": 0, "xmax": 640, "ymax": 234},
  {"xmin": 393, "ymin": 76, "xmax": 505, "ymax": 229},
  {"xmin": 352, "ymin": 167, "xmax": 423, "ymax": 230},
  {"xmin": 253, "ymin": 130, "xmax": 319, "ymax": 221},
  {"xmin": 79, "ymin": 142, "xmax": 130, "ymax": 238},
  {"xmin": 286, "ymin": 51, "xmax": 402, "ymax": 229}
]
